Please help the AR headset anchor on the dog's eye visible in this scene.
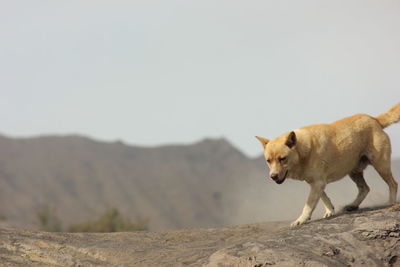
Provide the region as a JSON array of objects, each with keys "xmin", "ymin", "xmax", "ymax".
[
  {"xmin": 266, "ymin": 159, "xmax": 271, "ymax": 163},
  {"xmin": 279, "ymin": 157, "xmax": 287, "ymax": 162}
]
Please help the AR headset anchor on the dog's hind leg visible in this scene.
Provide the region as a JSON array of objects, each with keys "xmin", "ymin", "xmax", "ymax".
[
  {"xmin": 321, "ymin": 191, "xmax": 334, "ymax": 218},
  {"xmin": 344, "ymin": 171, "xmax": 370, "ymax": 211},
  {"xmin": 371, "ymin": 158, "xmax": 398, "ymax": 205},
  {"xmin": 369, "ymin": 132, "xmax": 398, "ymax": 204}
]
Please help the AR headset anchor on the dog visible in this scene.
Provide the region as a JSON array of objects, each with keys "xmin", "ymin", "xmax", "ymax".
[{"xmin": 256, "ymin": 104, "xmax": 400, "ymax": 227}]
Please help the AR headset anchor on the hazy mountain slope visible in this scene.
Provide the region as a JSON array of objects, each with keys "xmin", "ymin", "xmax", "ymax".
[
  {"xmin": 0, "ymin": 135, "xmax": 264, "ymax": 230},
  {"xmin": 0, "ymin": 134, "xmax": 398, "ymax": 231}
]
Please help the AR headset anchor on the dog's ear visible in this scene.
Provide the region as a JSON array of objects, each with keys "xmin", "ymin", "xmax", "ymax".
[
  {"xmin": 285, "ymin": 131, "xmax": 296, "ymax": 148},
  {"xmin": 255, "ymin": 136, "xmax": 269, "ymax": 148}
]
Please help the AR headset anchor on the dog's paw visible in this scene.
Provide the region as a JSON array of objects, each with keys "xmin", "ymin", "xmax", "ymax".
[
  {"xmin": 323, "ymin": 210, "xmax": 334, "ymax": 218},
  {"xmin": 344, "ymin": 205, "xmax": 359, "ymax": 212},
  {"xmin": 290, "ymin": 219, "xmax": 306, "ymax": 227}
]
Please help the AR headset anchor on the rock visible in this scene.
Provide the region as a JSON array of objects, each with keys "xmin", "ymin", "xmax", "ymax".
[{"xmin": 0, "ymin": 207, "xmax": 399, "ymax": 266}]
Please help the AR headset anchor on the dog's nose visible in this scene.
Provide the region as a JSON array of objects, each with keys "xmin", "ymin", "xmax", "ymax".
[{"xmin": 270, "ymin": 173, "xmax": 279, "ymax": 181}]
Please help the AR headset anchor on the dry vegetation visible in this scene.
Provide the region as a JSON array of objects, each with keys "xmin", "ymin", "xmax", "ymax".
[
  {"xmin": 66, "ymin": 208, "xmax": 148, "ymax": 233},
  {"xmin": 35, "ymin": 204, "xmax": 147, "ymax": 233}
]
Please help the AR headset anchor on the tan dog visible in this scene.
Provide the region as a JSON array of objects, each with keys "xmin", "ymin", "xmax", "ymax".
[{"xmin": 256, "ymin": 104, "xmax": 400, "ymax": 227}]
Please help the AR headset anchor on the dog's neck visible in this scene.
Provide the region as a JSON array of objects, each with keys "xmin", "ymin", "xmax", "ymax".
[{"xmin": 288, "ymin": 131, "xmax": 313, "ymax": 181}]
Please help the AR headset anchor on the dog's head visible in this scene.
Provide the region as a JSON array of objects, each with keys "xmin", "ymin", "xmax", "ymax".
[{"xmin": 256, "ymin": 131, "xmax": 298, "ymax": 184}]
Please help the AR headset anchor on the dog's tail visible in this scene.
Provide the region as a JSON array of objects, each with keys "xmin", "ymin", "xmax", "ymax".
[{"xmin": 375, "ymin": 103, "xmax": 400, "ymax": 128}]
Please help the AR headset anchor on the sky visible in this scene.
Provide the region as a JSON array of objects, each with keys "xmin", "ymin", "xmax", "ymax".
[{"xmin": 0, "ymin": 0, "xmax": 399, "ymax": 158}]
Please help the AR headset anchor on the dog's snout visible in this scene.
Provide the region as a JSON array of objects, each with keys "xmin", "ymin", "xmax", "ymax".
[{"xmin": 270, "ymin": 173, "xmax": 279, "ymax": 181}]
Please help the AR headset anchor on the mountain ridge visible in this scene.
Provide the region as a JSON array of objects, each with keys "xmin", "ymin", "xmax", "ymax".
[{"xmin": 0, "ymin": 133, "xmax": 265, "ymax": 230}]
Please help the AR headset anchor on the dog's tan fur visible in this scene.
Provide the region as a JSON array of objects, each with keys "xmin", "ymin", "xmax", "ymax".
[{"xmin": 256, "ymin": 104, "xmax": 400, "ymax": 226}]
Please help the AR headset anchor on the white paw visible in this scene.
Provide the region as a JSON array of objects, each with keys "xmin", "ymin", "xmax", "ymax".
[
  {"xmin": 323, "ymin": 210, "xmax": 334, "ymax": 218},
  {"xmin": 290, "ymin": 218, "xmax": 306, "ymax": 227}
]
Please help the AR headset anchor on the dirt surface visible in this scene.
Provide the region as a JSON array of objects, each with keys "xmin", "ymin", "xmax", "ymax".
[{"xmin": 1, "ymin": 206, "xmax": 399, "ymax": 266}]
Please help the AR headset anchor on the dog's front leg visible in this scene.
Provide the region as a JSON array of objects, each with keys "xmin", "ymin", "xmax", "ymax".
[
  {"xmin": 291, "ymin": 181, "xmax": 325, "ymax": 227},
  {"xmin": 321, "ymin": 191, "xmax": 335, "ymax": 218}
]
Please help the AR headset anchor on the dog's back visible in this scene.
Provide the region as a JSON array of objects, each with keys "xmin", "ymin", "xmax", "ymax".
[{"xmin": 305, "ymin": 113, "xmax": 390, "ymax": 182}]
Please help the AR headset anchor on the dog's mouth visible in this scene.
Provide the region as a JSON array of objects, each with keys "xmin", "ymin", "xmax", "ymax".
[{"xmin": 275, "ymin": 170, "xmax": 288, "ymax": 184}]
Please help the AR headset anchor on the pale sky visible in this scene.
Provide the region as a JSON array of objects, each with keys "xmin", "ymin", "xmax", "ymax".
[{"xmin": 0, "ymin": 0, "xmax": 399, "ymax": 158}]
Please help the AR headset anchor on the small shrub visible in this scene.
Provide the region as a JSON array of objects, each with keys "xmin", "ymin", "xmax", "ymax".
[
  {"xmin": 67, "ymin": 208, "xmax": 148, "ymax": 233},
  {"xmin": 36, "ymin": 204, "xmax": 62, "ymax": 232}
]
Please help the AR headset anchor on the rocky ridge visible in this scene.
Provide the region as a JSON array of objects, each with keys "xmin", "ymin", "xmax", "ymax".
[{"xmin": 1, "ymin": 205, "xmax": 399, "ymax": 266}]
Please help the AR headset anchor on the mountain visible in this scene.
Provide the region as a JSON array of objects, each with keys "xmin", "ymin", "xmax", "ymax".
[
  {"xmin": 0, "ymin": 134, "xmax": 265, "ymax": 230},
  {"xmin": 0, "ymin": 134, "xmax": 399, "ymax": 231}
]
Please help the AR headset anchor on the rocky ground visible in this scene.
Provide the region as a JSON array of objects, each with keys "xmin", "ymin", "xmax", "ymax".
[{"xmin": 1, "ymin": 205, "xmax": 399, "ymax": 266}]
